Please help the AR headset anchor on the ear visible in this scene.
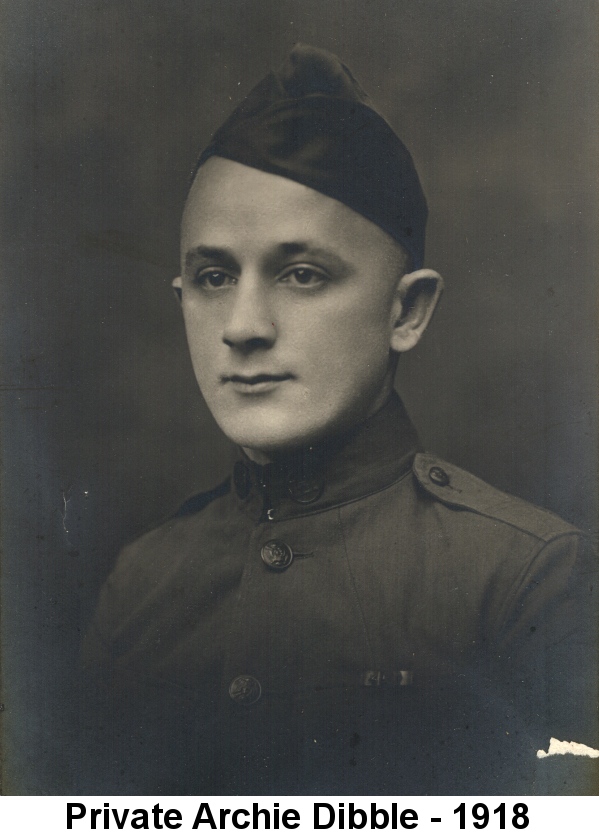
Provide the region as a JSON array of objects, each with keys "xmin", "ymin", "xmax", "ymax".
[
  {"xmin": 390, "ymin": 269, "xmax": 444, "ymax": 353},
  {"xmin": 172, "ymin": 276, "xmax": 182, "ymax": 303}
]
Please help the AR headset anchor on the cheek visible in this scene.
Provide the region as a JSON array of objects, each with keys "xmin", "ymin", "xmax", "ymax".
[
  {"xmin": 293, "ymin": 305, "xmax": 392, "ymax": 383},
  {"xmin": 181, "ymin": 306, "xmax": 221, "ymax": 372},
  {"xmin": 325, "ymin": 295, "xmax": 392, "ymax": 350}
]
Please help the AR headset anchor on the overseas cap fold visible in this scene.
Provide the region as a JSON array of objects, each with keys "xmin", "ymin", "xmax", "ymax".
[{"xmin": 194, "ymin": 44, "xmax": 427, "ymax": 269}]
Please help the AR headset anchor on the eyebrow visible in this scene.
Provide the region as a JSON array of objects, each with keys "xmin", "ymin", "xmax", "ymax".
[
  {"xmin": 185, "ymin": 246, "xmax": 240, "ymax": 272},
  {"xmin": 185, "ymin": 241, "xmax": 353, "ymax": 277},
  {"xmin": 272, "ymin": 242, "xmax": 353, "ymax": 275}
]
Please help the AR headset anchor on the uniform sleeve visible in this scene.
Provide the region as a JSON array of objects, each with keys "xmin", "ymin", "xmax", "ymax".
[
  {"xmin": 75, "ymin": 546, "xmax": 155, "ymax": 793},
  {"xmin": 492, "ymin": 533, "xmax": 598, "ymax": 793}
]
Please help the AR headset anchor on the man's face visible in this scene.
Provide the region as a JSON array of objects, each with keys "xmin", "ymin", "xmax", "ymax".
[{"xmin": 177, "ymin": 156, "xmax": 409, "ymax": 459}]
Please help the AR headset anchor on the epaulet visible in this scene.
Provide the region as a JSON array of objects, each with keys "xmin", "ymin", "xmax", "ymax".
[
  {"xmin": 173, "ymin": 476, "xmax": 231, "ymax": 518},
  {"xmin": 412, "ymin": 453, "xmax": 579, "ymax": 542}
]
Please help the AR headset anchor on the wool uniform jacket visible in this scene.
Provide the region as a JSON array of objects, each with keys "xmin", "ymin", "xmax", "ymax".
[{"xmin": 79, "ymin": 393, "xmax": 597, "ymax": 795}]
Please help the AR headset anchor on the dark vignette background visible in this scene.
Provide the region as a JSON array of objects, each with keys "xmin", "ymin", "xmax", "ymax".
[{"xmin": 0, "ymin": 0, "xmax": 597, "ymax": 794}]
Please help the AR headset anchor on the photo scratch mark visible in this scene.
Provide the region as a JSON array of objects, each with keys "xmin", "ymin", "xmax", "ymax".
[{"xmin": 62, "ymin": 485, "xmax": 73, "ymax": 545}]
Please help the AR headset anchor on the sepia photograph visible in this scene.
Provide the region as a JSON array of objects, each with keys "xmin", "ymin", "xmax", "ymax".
[{"xmin": 1, "ymin": 0, "xmax": 597, "ymax": 797}]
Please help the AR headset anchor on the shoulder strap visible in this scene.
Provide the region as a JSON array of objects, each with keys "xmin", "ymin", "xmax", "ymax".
[{"xmin": 412, "ymin": 453, "xmax": 579, "ymax": 542}]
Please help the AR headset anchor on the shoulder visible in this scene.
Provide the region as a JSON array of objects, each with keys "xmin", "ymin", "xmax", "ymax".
[
  {"xmin": 104, "ymin": 477, "xmax": 232, "ymax": 587},
  {"xmin": 87, "ymin": 477, "xmax": 233, "ymax": 645},
  {"xmin": 412, "ymin": 452, "xmax": 582, "ymax": 544},
  {"xmin": 172, "ymin": 476, "xmax": 231, "ymax": 518}
]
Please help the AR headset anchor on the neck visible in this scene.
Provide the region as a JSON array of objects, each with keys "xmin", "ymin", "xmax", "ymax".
[
  {"xmin": 241, "ymin": 375, "xmax": 399, "ymax": 465},
  {"xmin": 241, "ymin": 446, "xmax": 274, "ymax": 466},
  {"xmin": 229, "ymin": 390, "xmax": 422, "ymax": 521},
  {"xmin": 241, "ymin": 392, "xmax": 398, "ymax": 468}
]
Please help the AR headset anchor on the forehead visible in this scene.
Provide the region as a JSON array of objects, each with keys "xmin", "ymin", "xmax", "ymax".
[{"xmin": 181, "ymin": 156, "xmax": 403, "ymax": 264}]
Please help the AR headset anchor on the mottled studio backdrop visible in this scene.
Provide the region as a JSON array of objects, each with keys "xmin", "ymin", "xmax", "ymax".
[{"xmin": 1, "ymin": 0, "xmax": 597, "ymax": 793}]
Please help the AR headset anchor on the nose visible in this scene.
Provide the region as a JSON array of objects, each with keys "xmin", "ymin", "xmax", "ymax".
[{"xmin": 222, "ymin": 278, "xmax": 277, "ymax": 351}]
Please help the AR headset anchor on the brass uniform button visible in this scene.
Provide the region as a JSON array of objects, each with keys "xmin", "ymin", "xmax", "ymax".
[
  {"xmin": 289, "ymin": 478, "xmax": 324, "ymax": 504},
  {"xmin": 261, "ymin": 539, "xmax": 294, "ymax": 570},
  {"xmin": 429, "ymin": 466, "xmax": 450, "ymax": 487},
  {"xmin": 229, "ymin": 675, "xmax": 262, "ymax": 706}
]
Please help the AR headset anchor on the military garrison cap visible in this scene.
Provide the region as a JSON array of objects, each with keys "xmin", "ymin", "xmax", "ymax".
[{"xmin": 194, "ymin": 44, "xmax": 428, "ymax": 270}]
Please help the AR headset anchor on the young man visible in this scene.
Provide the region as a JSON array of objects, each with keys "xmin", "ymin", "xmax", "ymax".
[{"xmin": 80, "ymin": 45, "xmax": 597, "ymax": 795}]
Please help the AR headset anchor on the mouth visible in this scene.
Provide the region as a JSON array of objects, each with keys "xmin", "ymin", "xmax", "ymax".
[{"xmin": 222, "ymin": 373, "xmax": 292, "ymax": 393}]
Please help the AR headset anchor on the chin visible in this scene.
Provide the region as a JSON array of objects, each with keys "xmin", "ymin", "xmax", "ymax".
[
  {"xmin": 225, "ymin": 425, "xmax": 318, "ymax": 455},
  {"xmin": 207, "ymin": 386, "xmax": 387, "ymax": 455},
  {"xmin": 215, "ymin": 409, "xmax": 334, "ymax": 455}
]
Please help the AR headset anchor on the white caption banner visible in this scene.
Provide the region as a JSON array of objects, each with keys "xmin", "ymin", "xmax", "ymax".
[{"xmin": 0, "ymin": 796, "xmax": 597, "ymax": 839}]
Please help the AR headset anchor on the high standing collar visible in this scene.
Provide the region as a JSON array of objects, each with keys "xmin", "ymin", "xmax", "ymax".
[{"xmin": 231, "ymin": 391, "xmax": 422, "ymax": 521}]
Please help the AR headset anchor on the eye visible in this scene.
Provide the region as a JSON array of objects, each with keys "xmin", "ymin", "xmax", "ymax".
[
  {"xmin": 194, "ymin": 269, "xmax": 235, "ymax": 289},
  {"xmin": 281, "ymin": 267, "xmax": 328, "ymax": 288}
]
